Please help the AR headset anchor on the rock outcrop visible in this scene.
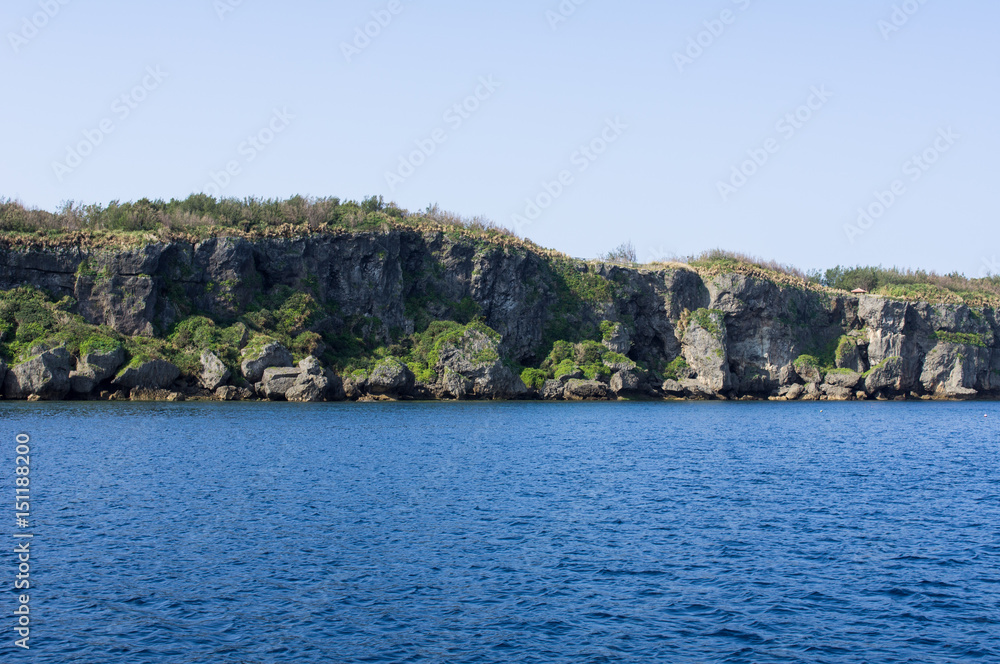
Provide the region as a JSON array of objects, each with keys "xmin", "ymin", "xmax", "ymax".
[
  {"xmin": 564, "ymin": 379, "xmax": 609, "ymax": 400},
  {"xmin": 431, "ymin": 325, "xmax": 526, "ymax": 399},
  {"xmin": 240, "ymin": 341, "xmax": 293, "ymax": 383},
  {"xmin": 199, "ymin": 351, "xmax": 231, "ymax": 390},
  {"xmin": 69, "ymin": 346, "xmax": 125, "ymax": 394},
  {"xmin": 113, "ymin": 359, "xmax": 181, "ymax": 390},
  {"xmin": 681, "ymin": 309, "xmax": 732, "ymax": 394},
  {"xmin": 1, "ymin": 230, "xmax": 1000, "ymax": 402},
  {"xmin": 4, "ymin": 348, "xmax": 73, "ymax": 400},
  {"xmin": 367, "ymin": 357, "xmax": 415, "ymax": 398}
]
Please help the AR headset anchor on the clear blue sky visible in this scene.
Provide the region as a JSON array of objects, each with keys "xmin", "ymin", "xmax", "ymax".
[{"xmin": 2, "ymin": 0, "xmax": 997, "ymax": 275}]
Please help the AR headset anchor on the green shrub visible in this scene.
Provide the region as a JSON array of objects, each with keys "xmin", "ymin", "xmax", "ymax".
[
  {"xmin": 603, "ymin": 351, "xmax": 635, "ymax": 370},
  {"xmin": 576, "ymin": 340, "xmax": 606, "ymax": 365},
  {"xmin": 553, "ymin": 359, "xmax": 578, "ymax": 379},
  {"xmin": 794, "ymin": 354, "xmax": 820, "ymax": 369},
  {"xmin": 581, "ymin": 363, "xmax": 610, "ymax": 381},
  {"xmin": 79, "ymin": 333, "xmax": 121, "ymax": 356},
  {"xmin": 520, "ymin": 368, "xmax": 548, "ymax": 390},
  {"xmin": 663, "ymin": 356, "xmax": 689, "ymax": 381}
]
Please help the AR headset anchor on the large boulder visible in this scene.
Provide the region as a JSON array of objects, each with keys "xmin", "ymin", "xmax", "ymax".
[
  {"xmin": 434, "ymin": 325, "xmax": 526, "ymax": 399},
  {"xmin": 343, "ymin": 371, "xmax": 368, "ymax": 400},
  {"xmin": 69, "ymin": 346, "xmax": 126, "ymax": 394},
  {"xmin": 681, "ymin": 309, "xmax": 732, "ymax": 393},
  {"xmin": 793, "ymin": 359, "xmax": 823, "ymax": 385},
  {"xmin": 822, "ymin": 385, "xmax": 854, "ymax": 401},
  {"xmin": 4, "ymin": 348, "xmax": 73, "ymax": 400},
  {"xmin": 368, "ymin": 357, "xmax": 415, "ymax": 397},
  {"xmin": 564, "ymin": 379, "xmax": 609, "ymax": 400},
  {"xmin": 240, "ymin": 340, "xmax": 293, "ymax": 383},
  {"xmin": 835, "ymin": 337, "xmax": 866, "ymax": 373},
  {"xmin": 863, "ymin": 356, "xmax": 903, "ymax": 396},
  {"xmin": 113, "ymin": 359, "xmax": 181, "ymax": 390},
  {"xmin": 824, "ymin": 370, "xmax": 862, "ymax": 390},
  {"xmin": 260, "ymin": 367, "xmax": 302, "ymax": 400},
  {"xmin": 541, "ymin": 379, "xmax": 565, "ymax": 400},
  {"xmin": 778, "ymin": 364, "xmax": 799, "ymax": 387},
  {"xmin": 284, "ymin": 357, "xmax": 340, "ymax": 403},
  {"xmin": 920, "ymin": 344, "xmax": 981, "ymax": 399},
  {"xmin": 610, "ymin": 370, "xmax": 642, "ymax": 396},
  {"xmin": 661, "ymin": 379, "xmax": 686, "ymax": 396},
  {"xmin": 784, "ymin": 383, "xmax": 805, "ymax": 400},
  {"xmin": 199, "ymin": 351, "xmax": 231, "ymax": 390},
  {"xmin": 440, "ymin": 368, "xmax": 474, "ymax": 400},
  {"xmin": 285, "ymin": 373, "xmax": 331, "ymax": 403}
]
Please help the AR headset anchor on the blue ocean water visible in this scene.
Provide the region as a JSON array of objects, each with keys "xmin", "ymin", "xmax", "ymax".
[{"xmin": 1, "ymin": 401, "xmax": 998, "ymax": 663}]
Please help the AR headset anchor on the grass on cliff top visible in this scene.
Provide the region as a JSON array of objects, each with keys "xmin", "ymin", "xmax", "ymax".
[
  {"xmin": 640, "ymin": 250, "xmax": 1000, "ymax": 307},
  {"xmin": 0, "ymin": 196, "xmax": 554, "ymax": 256},
  {"xmin": 5, "ymin": 196, "xmax": 1000, "ymax": 307},
  {"xmin": 813, "ymin": 264, "xmax": 1000, "ymax": 307}
]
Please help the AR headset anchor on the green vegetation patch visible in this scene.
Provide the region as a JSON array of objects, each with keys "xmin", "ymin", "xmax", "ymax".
[
  {"xmin": 520, "ymin": 368, "xmax": 548, "ymax": 390},
  {"xmin": 690, "ymin": 308, "xmax": 724, "ymax": 339},
  {"xmin": 834, "ymin": 335, "xmax": 856, "ymax": 364},
  {"xmin": 933, "ymin": 331, "xmax": 990, "ymax": 347},
  {"xmin": 663, "ymin": 356, "xmax": 689, "ymax": 381}
]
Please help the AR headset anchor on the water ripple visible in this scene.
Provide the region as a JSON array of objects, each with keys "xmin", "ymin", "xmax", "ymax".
[{"xmin": 1, "ymin": 400, "xmax": 998, "ymax": 662}]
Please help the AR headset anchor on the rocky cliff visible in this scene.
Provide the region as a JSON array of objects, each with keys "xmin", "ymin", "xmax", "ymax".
[{"xmin": 1, "ymin": 229, "xmax": 997, "ymax": 402}]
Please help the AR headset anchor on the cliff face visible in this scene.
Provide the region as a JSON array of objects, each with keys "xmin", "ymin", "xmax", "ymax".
[{"xmin": 1, "ymin": 230, "xmax": 997, "ymax": 401}]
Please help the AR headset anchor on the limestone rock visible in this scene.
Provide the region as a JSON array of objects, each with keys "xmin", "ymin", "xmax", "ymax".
[
  {"xmin": 681, "ymin": 309, "xmax": 732, "ymax": 393},
  {"xmin": 824, "ymin": 370, "xmax": 861, "ymax": 390},
  {"xmin": 661, "ymin": 379, "xmax": 686, "ymax": 396},
  {"xmin": 113, "ymin": 359, "xmax": 181, "ymax": 390},
  {"xmin": 3, "ymin": 348, "xmax": 73, "ymax": 400},
  {"xmin": 130, "ymin": 387, "xmax": 183, "ymax": 402},
  {"xmin": 681, "ymin": 379, "xmax": 717, "ymax": 400},
  {"xmin": 541, "ymin": 379, "xmax": 565, "ymax": 400},
  {"xmin": 215, "ymin": 385, "xmax": 240, "ymax": 401},
  {"xmin": 920, "ymin": 345, "xmax": 980, "ymax": 400},
  {"xmin": 261, "ymin": 367, "xmax": 303, "ymax": 400},
  {"xmin": 564, "ymin": 379, "xmax": 609, "ymax": 400},
  {"xmin": 199, "ymin": 350, "xmax": 231, "ymax": 390},
  {"xmin": 785, "ymin": 383, "xmax": 805, "ymax": 400},
  {"xmin": 298, "ymin": 356, "xmax": 324, "ymax": 376},
  {"xmin": 610, "ymin": 370, "xmax": 641, "ymax": 396},
  {"xmin": 433, "ymin": 326, "xmax": 526, "ymax": 399},
  {"xmin": 863, "ymin": 357, "xmax": 903, "ymax": 396},
  {"xmin": 69, "ymin": 346, "xmax": 125, "ymax": 394},
  {"xmin": 344, "ymin": 372, "xmax": 367, "ymax": 400},
  {"xmin": 368, "ymin": 357, "xmax": 415, "ymax": 397},
  {"xmin": 794, "ymin": 361, "xmax": 822, "ymax": 385},
  {"xmin": 240, "ymin": 341, "xmax": 293, "ymax": 383},
  {"xmin": 602, "ymin": 322, "xmax": 632, "ymax": 354},
  {"xmin": 558, "ymin": 369, "xmax": 584, "ymax": 382},
  {"xmin": 778, "ymin": 364, "xmax": 799, "ymax": 386},
  {"xmin": 69, "ymin": 373, "xmax": 96, "ymax": 395},
  {"xmin": 285, "ymin": 373, "xmax": 330, "ymax": 402},
  {"xmin": 823, "ymin": 385, "xmax": 854, "ymax": 401},
  {"xmin": 441, "ymin": 368, "xmax": 474, "ymax": 400},
  {"xmin": 801, "ymin": 383, "xmax": 822, "ymax": 401},
  {"xmin": 835, "ymin": 339, "xmax": 866, "ymax": 373},
  {"xmin": 603, "ymin": 355, "xmax": 637, "ymax": 374}
]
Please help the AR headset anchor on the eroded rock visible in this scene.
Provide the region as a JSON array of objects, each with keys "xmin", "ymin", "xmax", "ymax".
[{"xmin": 240, "ymin": 341, "xmax": 293, "ymax": 383}]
